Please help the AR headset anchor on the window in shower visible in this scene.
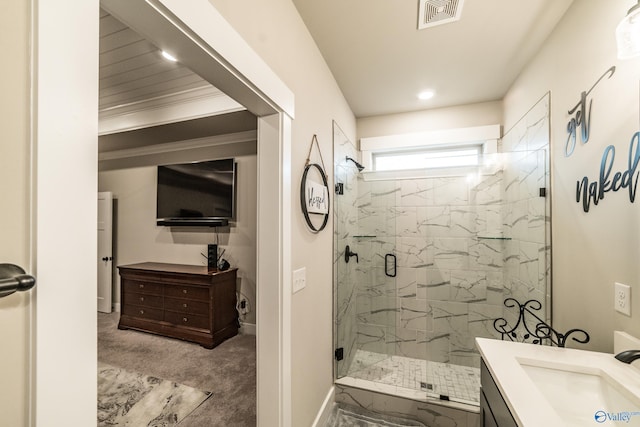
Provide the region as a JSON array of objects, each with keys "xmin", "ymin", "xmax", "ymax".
[{"xmin": 373, "ymin": 145, "xmax": 481, "ymax": 172}]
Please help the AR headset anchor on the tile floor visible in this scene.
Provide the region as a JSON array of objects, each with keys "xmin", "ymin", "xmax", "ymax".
[{"xmin": 347, "ymin": 350, "xmax": 480, "ymax": 406}]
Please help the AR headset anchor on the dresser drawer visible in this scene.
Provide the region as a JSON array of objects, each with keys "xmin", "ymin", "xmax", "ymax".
[
  {"xmin": 164, "ymin": 285, "xmax": 209, "ymax": 300},
  {"xmin": 123, "ymin": 280, "xmax": 163, "ymax": 296},
  {"xmin": 118, "ymin": 264, "xmax": 238, "ymax": 349},
  {"xmin": 122, "ymin": 305, "xmax": 164, "ymax": 322},
  {"xmin": 164, "ymin": 311, "xmax": 209, "ymax": 330},
  {"xmin": 125, "ymin": 292, "xmax": 163, "ymax": 309},
  {"xmin": 164, "ymin": 297, "xmax": 209, "ymax": 315}
]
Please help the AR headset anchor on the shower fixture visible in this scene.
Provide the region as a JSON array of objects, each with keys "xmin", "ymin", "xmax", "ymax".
[{"xmin": 345, "ymin": 156, "xmax": 365, "ymax": 172}]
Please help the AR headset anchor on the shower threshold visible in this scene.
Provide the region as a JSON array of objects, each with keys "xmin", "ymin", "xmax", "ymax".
[{"xmin": 337, "ymin": 350, "xmax": 480, "ymax": 411}]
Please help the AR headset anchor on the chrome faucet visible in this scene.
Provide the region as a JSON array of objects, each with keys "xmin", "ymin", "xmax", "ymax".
[{"xmin": 615, "ymin": 350, "xmax": 640, "ymax": 363}]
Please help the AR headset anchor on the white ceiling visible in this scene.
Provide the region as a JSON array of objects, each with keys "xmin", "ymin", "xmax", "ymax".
[
  {"xmin": 100, "ymin": 1, "xmax": 575, "ymax": 129},
  {"xmin": 291, "ymin": 0, "xmax": 574, "ymax": 118},
  {"xmin": 99, "ymin": 8, "xmax": 211, "ymax": 111},
  {"xmin": 98, "ymin": 8, "xmax": 256, "ymax": 151}
]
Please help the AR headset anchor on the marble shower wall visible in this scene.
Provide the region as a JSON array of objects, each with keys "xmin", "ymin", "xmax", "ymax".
[
  {"xmin": 354, "ymin": 173, "xmax": 506, "ymax": 368},
  {"xmin": 351, "ymin": 95, "xmax": 550, "ymax": 369},
  {"xmin": 334, "ymin": 96, "xmax": 550, "ymax": 375},
  {"xmin": 499, "ymin": 94, "xmax": 551, "ymax": 335}
]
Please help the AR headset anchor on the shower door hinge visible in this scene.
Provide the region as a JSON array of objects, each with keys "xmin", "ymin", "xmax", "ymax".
[
  {"xmin": 335, "ymin": 183, "xmax": 344, "ymax": 195},
  {"xmin": 334, "ymin": 347, "xmax": 344, "ymax": 361},
  {"xmin": 539, "ymin": 187, "xmax": 547, "ymax": 197}
]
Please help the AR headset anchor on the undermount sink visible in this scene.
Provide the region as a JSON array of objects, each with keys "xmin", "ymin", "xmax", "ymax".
[
  {"xmin": 477, "ymin": 336, "xmax": 640, "ymax": 426},
  {"xmin": 519, "ymin": 359, "xmax": 640, "ymax": 426}
]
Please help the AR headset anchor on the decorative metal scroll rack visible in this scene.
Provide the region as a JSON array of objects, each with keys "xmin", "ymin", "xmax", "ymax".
[{"xmin": 493, "ymin": 298, "xmax": 590, "ymax": 348}]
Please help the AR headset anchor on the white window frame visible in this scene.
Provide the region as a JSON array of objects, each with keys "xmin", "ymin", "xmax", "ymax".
[{"xmin": 360, "ymin": 124, "xmax": 501, "ymax": 180}]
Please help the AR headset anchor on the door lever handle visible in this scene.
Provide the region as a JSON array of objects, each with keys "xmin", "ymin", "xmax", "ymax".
[
  {"xmin": 0, "ymin": 264, "xmax": 36, "ymax": 299},
  {"xmin": 345, "ymin": 245, "xmax": 359, "ymax": 263},
  {"xmin": 101, "ymin": 257, "xmax": 113, "ymax": 262}
]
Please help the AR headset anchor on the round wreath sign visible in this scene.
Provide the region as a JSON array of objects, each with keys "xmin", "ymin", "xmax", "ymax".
[{"xmin": 300, "ymin": 135, "xmax": 330, "ymax": 233}]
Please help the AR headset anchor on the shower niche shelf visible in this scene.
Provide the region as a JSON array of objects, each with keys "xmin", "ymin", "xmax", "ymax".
[
  {"xmin": 477, "ymin": 236, "xmax": 511, "ymax": 240},
  {"xmin": 353, "ymin": 235, "xmax": 376, "ymax": 239}
]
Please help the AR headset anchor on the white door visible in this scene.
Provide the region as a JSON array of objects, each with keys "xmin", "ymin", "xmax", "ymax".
[
  {"xmin": 98, "ymin": 192, "xmax": 114, "ymax": 313},
  {"xmin": 0, "ymin": 2, "xmax": 34, "ymax": 426}
]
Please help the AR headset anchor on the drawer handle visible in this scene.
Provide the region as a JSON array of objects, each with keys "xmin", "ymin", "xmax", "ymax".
[
  {"xmin": 183, "ymin": 317, "xmax": 188, "ymax": 322},
  {"xmin": 139, "ymin": 309, "xmax": 145, "ymax": 315},
  {"xmin": 139, "ymin": 284, "xmax": 144, "ymax": 289},
  {"xmin": 183, "ymin": 303, "xmax": 188, "ymax": 308},
  {"xmin": 182, "ymin": 289, "xmax": 188, "ymax": 294},
  {"xmin": 140, "ymin": 297, "xmax": 144, "ymax": 302}
]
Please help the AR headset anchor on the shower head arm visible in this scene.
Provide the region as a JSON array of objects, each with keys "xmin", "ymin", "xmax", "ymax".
[{"xmin": 345, "ymin": 156, "xmax": 365, "ymax": 172}]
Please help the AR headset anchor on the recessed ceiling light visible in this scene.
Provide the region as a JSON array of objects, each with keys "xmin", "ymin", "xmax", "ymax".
[
  {"xmin": 418, "ymin": 90, "xmax": 435, "ymax": 100},
  {"xmin": 161, "ymin": 51, "xmax": 177, "ymax": 62}
]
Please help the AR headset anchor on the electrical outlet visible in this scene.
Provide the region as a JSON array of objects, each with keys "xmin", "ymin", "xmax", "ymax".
[
  {"xmin": 615, "ymin": 282, "xmax": 631, "ymax": 316},
  {"xmin": 293, "ymin": 267, "xmax": 306, "ymax": 294}
]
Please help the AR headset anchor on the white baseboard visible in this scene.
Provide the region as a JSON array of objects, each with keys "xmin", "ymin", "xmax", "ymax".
[
  {"xmin": 312, "ymin": 385, "xmax": 335, "ymax": 427},
  {"xmin": 239, "ymin": 322, "xmax": 256, "ymax": 335}
]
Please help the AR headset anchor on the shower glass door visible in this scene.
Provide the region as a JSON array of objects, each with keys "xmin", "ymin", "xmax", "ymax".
[{"xmin": 333, "ymin": 122, "xmax": 397, "ymax": 381}]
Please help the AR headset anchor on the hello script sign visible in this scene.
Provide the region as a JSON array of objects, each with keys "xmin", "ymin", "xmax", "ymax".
[{"xmin": 568, "ymin": 66, "xmax": 640, "ymax": 212}]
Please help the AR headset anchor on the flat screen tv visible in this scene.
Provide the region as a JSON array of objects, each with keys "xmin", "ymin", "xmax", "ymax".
[{"xmin": 156, "ymin": 158, "xmax": 236, "ymax": 226}]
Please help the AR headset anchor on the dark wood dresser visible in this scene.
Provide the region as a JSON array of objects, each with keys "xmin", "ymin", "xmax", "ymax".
[{"xmin": 118, "ymin": 262, "xmax": 238, "ymax": 349}]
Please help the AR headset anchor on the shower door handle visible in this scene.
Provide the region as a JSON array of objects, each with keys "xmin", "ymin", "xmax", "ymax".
[
  {"xmin": 345, "ymin": 245, "xmax": 359, "ymax": 263},
  {"xmin": 385, "ymin": 254, "xmax": 396, "ymax": 277},
  {"xmin": 0, "ymin": 264, "xmax": 36, "ymax": 299}
]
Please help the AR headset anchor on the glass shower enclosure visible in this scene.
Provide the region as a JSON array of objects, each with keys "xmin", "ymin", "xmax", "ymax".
[{"xmin": 332, "ymin": 96, "xmax": 551, "ymax": 406}]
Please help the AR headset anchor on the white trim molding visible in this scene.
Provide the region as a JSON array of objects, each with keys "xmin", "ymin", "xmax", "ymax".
[
  {"xmin": 360, "ymin": 124, "xmax": 501, "ymax": 176},
  {"xmin": 360, "ymin": 124, "xmax": 501, "ymax": 152},
  {"xmin": 155, "ymin": 0, "xmax": 295, "ymax": 119},
  {"xmin": 311, "ymin": 386, "xmax": 335, "ymax": 427},
  {"xmin": 239, "ymin": 322, "xmax": 256, "ymax": 336}
]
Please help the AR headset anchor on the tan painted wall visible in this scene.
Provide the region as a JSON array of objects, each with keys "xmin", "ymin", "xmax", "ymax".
[
  {"xmin": 207, "ymin": 0, "xmax": 356, "ymax": 425},
  {"xmin": 98, "ymin": 151, "xmax": 258, "ymax": 326},
  {"xmin": 504, "ymin": 0, "xmax": 640, "ymax": 351},
  {"xmin": 357, "ymin": 100, "xmax": 503, "ymax": 140},
  {"xmin": 0, "ymin": 1, "xmax": 31, "ymax": 425}
]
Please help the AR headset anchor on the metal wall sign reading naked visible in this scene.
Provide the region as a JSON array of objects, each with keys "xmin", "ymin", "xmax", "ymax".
[
  {"xmin": 576, "ymin": 133, "xmax": 640, "ymax": 212},
  {"xmin": 565, "ymin": 66, "xmax": 616, "ymax": 157}
]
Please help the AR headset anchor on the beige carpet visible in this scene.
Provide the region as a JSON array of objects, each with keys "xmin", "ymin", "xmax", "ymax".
[{"xmin": 98, "ymin": 312, "xmax": 256, "ymax": 426}]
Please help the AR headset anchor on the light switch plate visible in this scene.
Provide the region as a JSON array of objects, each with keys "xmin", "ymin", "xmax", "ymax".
[
  {"xmin": 615, "ymin": 282, "xmax": 631, "ymax": 316},
  {"xmin": 293, "ymin": 267, "xmax": 306, "ymax": 294}
]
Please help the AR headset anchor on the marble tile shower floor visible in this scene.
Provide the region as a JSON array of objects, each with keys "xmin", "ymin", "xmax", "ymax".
[{"xmin": 346, "ymin": 350, "xmax": 480, "ymax": 406}]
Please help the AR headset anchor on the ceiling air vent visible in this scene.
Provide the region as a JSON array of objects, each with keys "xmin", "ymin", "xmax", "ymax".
[{"xmin": 418, "ymin": 0, "xmax": 464, "ymax": 30}]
